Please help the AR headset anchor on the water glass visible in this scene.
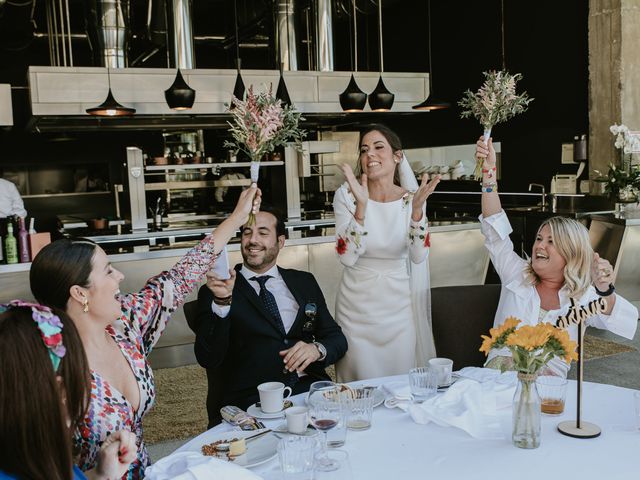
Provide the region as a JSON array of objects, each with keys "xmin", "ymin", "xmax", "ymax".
[
  {"xmin": 278, "ymin": 436, "xmax": 317, "ymax": 480},
  {"xmin": 344, "ymin": 388, "xmax": 375, "ymax": 430},
  {"xmin": 326, "ymin": 404, "xmax": 348, "ymax": 447},
  {"xmin": 314, "ymin": 450, "xmax": 353, "ymax": 480},
  {"xmin": 409, "ymin": 367, "xmax": 437, "ymax": 403},
  {"xmin": 536, "ymin": 375, "xmax": 568, "ymax": 415}
]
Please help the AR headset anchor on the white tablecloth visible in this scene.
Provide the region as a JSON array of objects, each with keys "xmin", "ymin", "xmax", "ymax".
[{"xmin": 173, "ymin": 375, "xmax": 640, "ymax": 479}]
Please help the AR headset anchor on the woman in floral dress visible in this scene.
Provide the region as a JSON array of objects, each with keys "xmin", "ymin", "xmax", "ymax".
[
  {"xmin": 29, "ymin": 186, "xmax": 261, "ymax": 479},
  {"xmin": 333, "ymin": 125, "xmax": 440, "ymax": 382}
]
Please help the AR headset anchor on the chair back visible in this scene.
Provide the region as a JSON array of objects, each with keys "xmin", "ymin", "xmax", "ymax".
[
  {"xmin": 183, "ymin": 298, "xmax": 224, "ymax": 428},
  {"xmin": 430, "ymin": 284, "xmax": 501, "ymax": 370}
]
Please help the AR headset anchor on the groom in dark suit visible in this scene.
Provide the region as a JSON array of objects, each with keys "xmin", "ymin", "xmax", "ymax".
[{"xmin": 194, "ymin": 207, "xmax": 348, "ymax": 427}]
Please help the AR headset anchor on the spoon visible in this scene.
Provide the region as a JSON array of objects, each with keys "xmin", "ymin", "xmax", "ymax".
[{"xmin": 215, "ymin": 429, "xmax": 273, "ymax": 451}]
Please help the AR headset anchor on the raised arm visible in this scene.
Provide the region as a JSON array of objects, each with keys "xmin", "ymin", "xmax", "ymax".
[
  {"xmin": 333, "ymin": 165, "xmax": 369, "ymax": 266},
  {"xmin": 476, "ymin": 137, "xmax": 502, "ymax": 217}
]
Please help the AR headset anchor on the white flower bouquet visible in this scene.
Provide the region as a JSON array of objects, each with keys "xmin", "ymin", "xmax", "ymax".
[{"xmin": 459, "ymin": 70, "xmax": 533, "ymax": 179}]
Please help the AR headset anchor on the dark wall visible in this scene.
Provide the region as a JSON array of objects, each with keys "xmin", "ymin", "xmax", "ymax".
[{"xmin": 0, "ymin": 0, "xmax": 588, "ymax": 193}]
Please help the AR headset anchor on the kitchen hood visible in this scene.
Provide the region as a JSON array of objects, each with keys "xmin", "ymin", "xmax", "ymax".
[{"xmin": 27, "ymin": 66, "xmax": 431, "ymax": 131}]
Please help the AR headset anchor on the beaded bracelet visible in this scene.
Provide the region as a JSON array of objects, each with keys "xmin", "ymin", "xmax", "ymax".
[{"xmin": 482, "ymin": 183, "xmax": 498, "ymax": 193}]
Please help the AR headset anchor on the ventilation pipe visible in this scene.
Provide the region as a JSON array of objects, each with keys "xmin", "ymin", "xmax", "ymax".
[
  {"xmin": 85, "ymin": 0, "xmax": 129, "ymax": 68},
  {"xmin": 169, "ymin": 0, "xmax": 194, "ymax": 68},
  {"xmin": 316, "ymin": 0, "xmax": 333, "ymax": 71},
  {"xmin": 277, "ymin": 0, "xmax": 297, "ymax": 71}
]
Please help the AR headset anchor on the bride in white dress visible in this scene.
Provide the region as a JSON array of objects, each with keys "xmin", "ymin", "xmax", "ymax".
[{"xmin": 333, "ymin": 125, "xmax": 440, "ymax": 382}]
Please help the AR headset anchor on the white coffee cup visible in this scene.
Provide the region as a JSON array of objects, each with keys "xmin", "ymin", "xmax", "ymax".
[
  {"xmin": 285, "ymin": 406, "xmax": 310, "ymax": 434},
  {"xmin": 258, "ymin": 381, "xmax": 292, "ymax": 413},
  {"xmin": 428, "ymin": 358, "xmax": 453, "ymax": 387}
]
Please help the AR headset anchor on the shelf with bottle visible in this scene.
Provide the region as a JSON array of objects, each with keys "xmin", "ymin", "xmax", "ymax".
[{"xmin": 144, "ymin": 161, "xmax": 284, "ymax": 172}]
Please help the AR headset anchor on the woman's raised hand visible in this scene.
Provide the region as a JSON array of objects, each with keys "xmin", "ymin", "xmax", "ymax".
[
  {"xmin": 412, "ymin": 173, "xmax": 440, "ymax": 220},
  {"xmin": 92, "ymin": 429, "xmax": 137, "ymax": 480},
  {"xmin": 231, "ymin": 183, "xmax": 262, "ymax": 227},
  {"xmin": 591, "ymin": 252, "xmax": 615, "ymax": 292},
  {"xmin": 476, "ymin": 136, "xmax": 496, "ymax": 169},
  {"xmin": 341, "ymin": 163, "xmax": 369, "ymax": 206}
]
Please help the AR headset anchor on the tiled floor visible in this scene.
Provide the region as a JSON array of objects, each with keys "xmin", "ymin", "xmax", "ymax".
[{"xmin": 148, "ymin": 321, "xmax": 640, "ymax": 463}]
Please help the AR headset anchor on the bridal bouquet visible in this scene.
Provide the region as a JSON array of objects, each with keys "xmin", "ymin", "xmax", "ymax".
[
  {"xmin": 225, "ymin": 85, "xmax": 305, "ymax": 223},
  {"xmin": 459, "ymin": 70, "xmax": 533, "ymax": 179},
  {"xmin": 480, "ymin": 317, "xmax": 577, "ymax": 449}
]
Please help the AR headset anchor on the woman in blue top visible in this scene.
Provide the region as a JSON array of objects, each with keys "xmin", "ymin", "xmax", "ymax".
[{"xmin": 0, "ymin": 301, "xmax": 136, "ymax": 480}]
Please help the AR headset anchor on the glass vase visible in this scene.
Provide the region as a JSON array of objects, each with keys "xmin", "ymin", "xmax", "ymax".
[{"xmin": 512, "ymin": 372, "xmax": 541, "ymax": 449}]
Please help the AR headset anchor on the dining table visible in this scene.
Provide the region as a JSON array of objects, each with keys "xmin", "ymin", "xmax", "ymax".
[{"xmin": 171, "ymin": 374, "xmax": 640, "ymax": 479}]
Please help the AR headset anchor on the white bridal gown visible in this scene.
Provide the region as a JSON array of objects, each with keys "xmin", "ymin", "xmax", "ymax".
[{"xmin": 333, "ymin": 183, "xmax": 434, "ymax": 382}]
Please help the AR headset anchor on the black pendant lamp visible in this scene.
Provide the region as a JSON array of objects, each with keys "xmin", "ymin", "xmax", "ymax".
[
  {"xmin": 164, "ymin": 69, "xmax": 196, "ymax": 110},
  {"xmin": 412, "ymin": 0, "xmax": 450, "ymax": 111},
  {"xmin": 86, "ymin": 67, "xmax": 135, "ymax": 116},
  {"xmin": 340, "ymin": 0, "xmax": 367, "ymax": 112},
  {"xmin": 368, "ymin": 0, "xmax": 394, "ymax": 111},
  {"xmin": 276, "ymin": 63, "xmax": 292, "ymax": 106},
  {"xmin": 276, "ymin": 0, "xmax": 293, "ymax": 106},
  {"xmin": 231, "ymin": 0, "xmax": 245, "ymax": 105}
]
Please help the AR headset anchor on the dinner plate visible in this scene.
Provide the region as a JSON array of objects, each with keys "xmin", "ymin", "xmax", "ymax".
[
  {"xmin": 194, "ymin": 429, "xmax": 278, "ymax": 469},
  {"xmin": 247, "ymin": 403, "xmax": 288, "ymax": 419},
  {"xmin": 305, "ymin": 386, "xmax": 385, "ymax": 407}
]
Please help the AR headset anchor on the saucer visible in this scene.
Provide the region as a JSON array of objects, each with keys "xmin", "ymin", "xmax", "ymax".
[
  {"xmin": 273, "ymin": 422, "xmax": 318, "ymax": 437},
  {"xmin": 437, "ymin": 374, "xmax": 460, "ymax": 391},
  {"xmin": 247, "ymin": 401, "xmax": 292, "ymax": 419}
]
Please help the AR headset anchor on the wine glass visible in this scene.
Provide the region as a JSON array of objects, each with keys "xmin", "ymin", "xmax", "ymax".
[{"xmin": 307, "ymin": 383, "xmax": 343, "ymax": 472}]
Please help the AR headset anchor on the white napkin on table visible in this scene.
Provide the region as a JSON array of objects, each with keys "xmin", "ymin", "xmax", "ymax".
[
  {"xmin": 409, "ymin": 371, "xmax": 518, "ymax": 440},
  {"xmin": 145, "ymin": 452, "xmax": 263, "ymax": 480},
  {"xmin": 381, "ymin": 381, "xmax": 412, "ymax": 410}
]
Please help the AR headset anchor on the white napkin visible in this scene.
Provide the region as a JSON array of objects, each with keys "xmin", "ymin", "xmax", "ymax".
[
  {"xmin": 409, "ymin": 371, "xmax": 518, "ymax": 440},
  {"xmin": 456, "ymin": 366, "xmax": 504, "ymax": 383},
  {"xmin": 381, "ymin": 381, "xmax": 412, "ymax": 410},
  {"xmin": 145, "ymin": 452, "xmax": 263, "ymax": 480}
]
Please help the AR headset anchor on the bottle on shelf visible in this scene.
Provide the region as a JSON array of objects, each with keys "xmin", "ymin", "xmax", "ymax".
[
  {"xmin": 17, "ymin": 217, "xmax": 30, "ymax": 263},
  {"xmin": 5, "ymin": 222, "xmax": 18, "ymax": 264}
]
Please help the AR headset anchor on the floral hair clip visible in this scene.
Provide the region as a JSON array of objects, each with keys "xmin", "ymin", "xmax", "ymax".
[{"xmin": 0, "ymin": 300, "xmax": 66, "ymax": 371}]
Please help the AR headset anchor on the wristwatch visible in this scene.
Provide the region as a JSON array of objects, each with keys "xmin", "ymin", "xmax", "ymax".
[{"xmin": 313, "ymin": 342, "xmax": 327, "ymax": 361}]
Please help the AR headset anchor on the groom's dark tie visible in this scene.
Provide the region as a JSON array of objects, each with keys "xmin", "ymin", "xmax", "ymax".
[{"xmin": 251, "ymin": 275, "xmax": 298, "ymax": 387}]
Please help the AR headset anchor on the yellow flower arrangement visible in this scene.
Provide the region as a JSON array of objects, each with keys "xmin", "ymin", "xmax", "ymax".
[{"xmin": 480, "ymin": 316, "xmax": 578, "ymax": 374}]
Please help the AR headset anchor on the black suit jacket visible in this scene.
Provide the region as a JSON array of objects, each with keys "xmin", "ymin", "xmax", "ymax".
[{"xmin": 194, "ymin": 264, "xmax": 348, "ymax": 427}]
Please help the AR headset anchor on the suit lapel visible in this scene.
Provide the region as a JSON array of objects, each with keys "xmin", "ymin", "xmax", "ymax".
[{"xmin": 279, "ymin": 267, "xmax": 306, "ymax": 335}]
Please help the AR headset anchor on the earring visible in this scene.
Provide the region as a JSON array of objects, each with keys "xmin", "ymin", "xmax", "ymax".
[{"xmin": 82, "ymin": 298, "xmax": 89, "ymax": 313}]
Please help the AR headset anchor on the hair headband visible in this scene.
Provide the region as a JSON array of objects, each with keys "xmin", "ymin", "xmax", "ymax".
[{"xmin": 0, "ymin": 300, "xmax": 66, "ymax": 371}]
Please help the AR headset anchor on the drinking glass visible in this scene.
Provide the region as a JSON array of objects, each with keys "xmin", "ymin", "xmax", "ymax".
[
  {"xmin": 308, "ymin": 384, "xmax": 343, "ymax": 472},
  {"xmin": 409, "ymin": 367, "xmax": 437, "ymax": 403},
  {"xmin": 277, "ymin": 436, "xmax": 316, "ymax": 480},
  {"xmin": 536, "ymin": 375, "xmax": 568, "ymax": 415}
]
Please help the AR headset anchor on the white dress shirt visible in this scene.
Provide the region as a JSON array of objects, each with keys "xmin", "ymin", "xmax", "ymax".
[
  {"xmin": 0, "ymin": 178, "xmax": 27, "ymax": 218},
  {"xmin": 481, "ymin": 210, "xmax": 638, "ymax": 377},
  {"xmin": 211, "ymin": 264, "xmax": 300, "ymax": 333}
]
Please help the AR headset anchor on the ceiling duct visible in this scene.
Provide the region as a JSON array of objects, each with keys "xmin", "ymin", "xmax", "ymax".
[
  {"xmin": 169, "ymin": 0, "xmax": 194, "ymax": 69},
  {"xmin": 277, "ymin": 0, "xmax": 297, "ymax": 70},
  {"xmin": 85, "ymin": 0, "xmax": 130, "ymax": 68},
  {"xmin": 316, "ymin": 0, "xmax": 334, "ymax": 71}
]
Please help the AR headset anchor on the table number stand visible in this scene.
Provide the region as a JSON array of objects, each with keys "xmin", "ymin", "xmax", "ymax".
[{"xmin": 557, "ymin": 315, "xmax": 601, "ymax": 439}]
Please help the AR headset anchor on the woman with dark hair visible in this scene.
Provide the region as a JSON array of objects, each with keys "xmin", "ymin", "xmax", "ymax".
[
  {"xmin": 333, "ymin": 124, "xmax": 440, "ymax": 382},
  {"xmin": 0, "ymin": 301, "xmax": 136, "ymax": 480},
  {"xmin": 476, "ymin": 138, "xmax": 637, "ymax": 376},
  {"xmin": 29, "ymin": 186, "xmax": 261, "ymax": 479}
]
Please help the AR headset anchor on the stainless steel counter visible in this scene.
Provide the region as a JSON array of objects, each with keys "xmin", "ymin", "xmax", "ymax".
[
  {"xmin": 589, "ymin": 213, "xmax": 640, "ymax": 311},
  {"xmin": 0, "ymin": 222, "xmax": 489, "ymax": 368}
]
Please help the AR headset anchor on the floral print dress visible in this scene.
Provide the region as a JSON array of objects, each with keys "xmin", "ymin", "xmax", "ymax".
[
  {"xmin": 74, "ymin": 236, "xmax": 218, "ymax": 479},
  {"xmin": 333, "ymin": 183, "xmax": 431, "ymax": 382}
]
